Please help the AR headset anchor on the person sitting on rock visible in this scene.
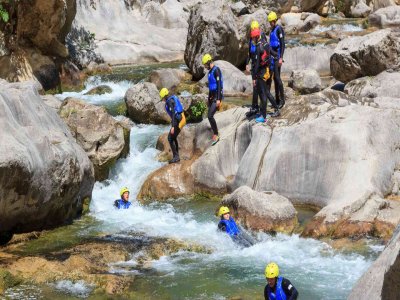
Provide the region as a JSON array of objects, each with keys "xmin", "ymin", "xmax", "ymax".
[
  {"xmin": 159, "ymin": 87, "xmax": 186, "ymax": 164},
  {"xmin": 202, "ymin": 53, "xmax": 223, "ymax": 146},
  {"xmin": 264, "ymin": 262, "xmax": 298, "ymax": 300},
  {"xmin": 217, "ymin": 206, "xmax": 240, "ymax": 236},
  {"xmin": 114, "ymin": 187, "xmax": 132, "ymax": 209},
  {"xmin": 246, "ymin": 20, "xmax": 269, "ymax": 119}
]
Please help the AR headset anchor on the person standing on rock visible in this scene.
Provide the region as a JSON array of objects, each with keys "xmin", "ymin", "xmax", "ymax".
[
  {"xmin": 267, "ymin": 11, "xmax": 286, "ymax": 109},
  {"xmin": 114, "ymin": 187, "xmax": 132, "ymax": 209},
  {"xmin": 245, "ymin": 20, "xmax": 269, "ymax": 119},
  {"xmin": 264, "ymin": 262, "xmax": 298, "ymax": 300},
  {"xmin": 202, "ymin": 54, "xmax": 222, "ymax": 145},
  {"xmin": 250, "ymin": 28, "xmax": 280, "ymax": 123},
  {"xmin": 159, "ymin": 87, "xmax": 186, "ymax": 164}
]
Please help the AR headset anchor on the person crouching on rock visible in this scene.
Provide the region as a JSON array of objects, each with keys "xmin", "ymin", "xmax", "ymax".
[
  {"xmin": 114, "ymin": 187, "xmax": 132, "ymax": 209},
  {"xmin": 202, "ymin": 53, "xmax": 223, "ymax": 146},
  {"xmin": 159, "ymin": 87, "xmax": 186, "ymax": 164},
  {"xmin": 264, "ymin": 262, "xmax": 298, "ymax": 300},
  {"xmin": 217, "ymin": 206, "xmax": 240, "ymax": 236}
]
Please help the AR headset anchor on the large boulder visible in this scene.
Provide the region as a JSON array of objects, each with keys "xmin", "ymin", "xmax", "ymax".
[
  {"xmin": 199, "ymin": 60, "xmax": 252, "ymax": 96},
  {"xmin": 184, "ymin": 0, "xmax": 244, "ymax": 80},
  {"xmin": 369, "ymin": 5, "xmax": 400, "ymax": 28},
  {"xmin": 288, "ymin": 69, "xmax": 322, "ymax": 94},
  {"xmin": 59, "ymin": 98, "xmax": 130, "ymax": 181},
  {"xmin": 156, "ymin": 126, "xmax": 197, "ymax": 161},
  {"xmin": 149, "ymin": 68, "xmax": 189, "ymax": 90},
  {"xmin": 280, "ymin": 13, "xmax": 321, "ymax": 34},
  {"xmin": 220, "ymin": 186, "xmax": 298, "ymax": 233},
  {"xmin": 349, "ymin": 224, "xmax": 400, "ymax": 299},
  {"xmin": 330, "ymin": 29, "xmax": 400, "ymax": 83},
  {"xmin": 344, "ymin": 71, "xmax": 400, "ymax": 98},
  {"xmin": 0, "ymin": 80, "xmax": 94, "ymax": 242},
  {"xmin": 351, "ymin": 1, "xmax": 372, "ymax": 17}
]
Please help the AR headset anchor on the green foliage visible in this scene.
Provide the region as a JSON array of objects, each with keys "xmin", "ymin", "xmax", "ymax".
[
  {"xmin": 0, "ymin": 4, "xmax": 9, "ymax": 23},
  {"xmin": 190, "ymin": 100, "xmax": 207, "ymax": 118}
]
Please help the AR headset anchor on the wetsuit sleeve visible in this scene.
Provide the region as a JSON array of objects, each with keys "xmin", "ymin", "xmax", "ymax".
[
  {"xmin": 218, "ymin": 222, "xmax": 226, "ymax": 232},
  {"xmin": 246, "ymin": 38, "xmax": 251, "ymax": 65},
  {"xmin": 264, "ymin": 285, "xmax": 269, "ymax": 300},
  {"xmin": 213, "ymin": 67, "xmax": 223, "ymax": 100},
  {"xmin": 282, "ymin": 278, "xmax": 298, "ymax": 300},
  {"xmin": 114, "ymin": 200, "xmax": 119, "ymax": 208},
  {"xmin": 168, "ymin": 98, "xmax": 176, "ymax": 125},
  {"xmin": 269, "ymin": 45, "xmax": 278, "ymax": 59},
  {"xmin": 277, "ymin": 26, "xmax": 285, "ymax": 59},
  {"xmin": 251, "ymin": 44, "xmax": 261, "ymax": 80}
]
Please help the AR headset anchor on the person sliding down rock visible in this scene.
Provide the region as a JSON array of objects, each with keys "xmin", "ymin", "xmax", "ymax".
[
  {"xmin": 217, "ymin": 206, "xmax": 254, "ymax": 247},
  {"xmin": 266, "ymin": 11, "xmax": 286, "ymax": 110},
  {"xmin": 264, "ymin": 262, "xmax": 298, "ymax": 300},
  {"xmin": 114, "ymin": 187, "xmax": 132, "ymax": 209},
  {"xmin": 202, "ymin": 54, "xmax": 222, "ymax": 146},
  {"xmin": 159, "ymin": 87, "xmax": 186, "ymax": 164},
  {"xmin": 250, "ymin": 28, "xmax": 280, "ymax": 123},
  {"xmin": 245, "ymin": 20, "xmax": 268, "ymax": 119}
]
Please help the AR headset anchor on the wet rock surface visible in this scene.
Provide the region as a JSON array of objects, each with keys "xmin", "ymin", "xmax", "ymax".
[{"xmin": 288, "ymin": 68, "xmax": 322, "ymax": 94}]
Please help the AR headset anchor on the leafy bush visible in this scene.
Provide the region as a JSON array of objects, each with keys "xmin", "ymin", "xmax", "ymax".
[
  {"xmin": 0, "ymin": 4, "xmax": 9, "ymax": 23},
  {"xmin": 190, "ymin": 100, "xmax": 207, "ymax": 119}
]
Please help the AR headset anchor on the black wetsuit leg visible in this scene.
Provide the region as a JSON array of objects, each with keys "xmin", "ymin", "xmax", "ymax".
[{"xmin": 208, "ymin": 96, "xmax": 218, "ymax": 135}]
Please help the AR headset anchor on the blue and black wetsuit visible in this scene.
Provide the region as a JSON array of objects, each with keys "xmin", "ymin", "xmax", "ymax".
[
  {"xmin": 208, "ymin": 65, "xmax": 223, "ymax": 136},
  {"xmin": 165, "ymin": 95, "xmax": 183, "ymax": 159},
  {"xmin": 264, "ymin": 276, "xmax": 298, "ymax": 300},
  {"xmin": 267, "ymin": 25, "xmax": 285, "ymax": 108},
  {"xmin": 114, "ymin": 199, "xmax": 132, "ymax": 209}
]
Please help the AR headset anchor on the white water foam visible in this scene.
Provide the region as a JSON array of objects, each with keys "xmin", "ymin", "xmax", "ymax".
[
  {"xmin": 311, "ymin": 23, "xmax": 363, "ymax": 34},
  {"xmin": 51, "ymin": 280, "xmax": 94, "ymax": 298}
]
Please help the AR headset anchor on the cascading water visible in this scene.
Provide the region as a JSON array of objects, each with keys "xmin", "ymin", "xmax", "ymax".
[{"xmin": 50, "ymin": 69, "xmax": 383, "ymax": 299}]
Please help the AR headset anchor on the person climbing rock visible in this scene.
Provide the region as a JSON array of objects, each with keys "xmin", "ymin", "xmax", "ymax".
[
  {"xmin": 217, "ymin": 206, "xmax": 254, "ymax": 247},
  {"xmin": 114, "ymin": 187, "xmax": 132, "ymax": 209},
  {"xmin": 250, "ymin": 28, "xmax": 280, "ymax": 123},
  {"xmin": 267, "ymin": 11, "xmax": 286, "ymax": 109},
  {"xmin": 245, "ymin": 20, "xmax": 268, "ymax": 119},
  {"xmin": 202, "ymin": 54, "xmax": 222, "ymax": 145},
  {"xmin": 264, "ymin": 262, "xmax": 298, "ymax": 300},
  {"xmin": 160, "ymin": 87, "xmax": 186, "ymax": 164}
]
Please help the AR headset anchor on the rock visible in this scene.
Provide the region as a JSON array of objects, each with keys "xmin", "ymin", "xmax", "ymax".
[
  {"xmin": 288, "ymin": 69, "xmax": 322, "ymax": 94},
  {"xmin": 291, "ymin": 5, "xmax": 301, "ymax": 13},
  {"xmin": 300, "ymin": 13, "xmax": 322, "ymax": 32},
  {"xmin": 300, "ymin": 0, "xmax": 329, "ymax": 14},
  {"xmin": 280, "ymin": 13, "xmax": 304, "ymax": 34},
  {"xmin": 156, "ymin": 126, "xmax": 197, "ymax": 161},
  {"xmin": 149, "ymin": 68, "xmax": 189, "ymax": 90},
  {"xmin": 199, "ymin": 60, "xmax": 252, "ymax": 96},
  {"xmin": 349, "ymin": 224, "xmax": 400, "ymax": 299},
  {"xmin": 86, "ymin": 62, "xmax": 112, "ymax": 75},
  {"xmin": 41, "ymin": 95, "xmax": 62, "ymax": 111},
  {"xmin": 125, "ymin": 82, "xmax": 169, "ymax": 124},
  {"xmin": 230, "ymin": 1, "xmax": 249, "ymax": 16},
  {"xmin": 0, "ymin": 80, "xmax": 94, "ymax": 238},
  {"xmin": 220, "ymin": 186, "xmax": 298, "ymax": 233},
  {"xmin": 184, "ymin": 0, "xmax": 243, "ymax": 80},
  {"xmin": 72, "ymin": 0, "xmax": 188, "ymax": 65},
  {"xmin": 330, "ymin": 29, "xmax": 400, "ymax": 83},
  {"xmin": 138, "ymin": 160, "xmax": 195, "ymax": 201},
  {"xmin": 344, "ymin": 71, "xmax": 400, "ymax": 98},
  {"xmin": 59, "ymin": 98, "xmax": 129, "ymax": 181},
  {"xmin": 369, "ymin": 5, "xmax": 400, "ymax": 28},
  {"xmin": 371, "ymin": 0, "xmax": 398, "ymax": 11},
  {"xmin": 84, "ymin": 85, "xmax": 113, "ymax": 95},
  {"xmin": 351, "ymin": 1, "xmax": 372, "ymax": 17}
]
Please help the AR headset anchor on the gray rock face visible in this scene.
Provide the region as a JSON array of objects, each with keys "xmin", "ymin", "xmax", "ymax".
[
  {"xmin": 348, "ymin": 224, "xmax": 400, "ymax": 299},
  {"xmin": 184, "ymin": 0, "xmax": 243, "ymax": 80},
  {"xmin": 60, "ymin": 98, "xmax": 130, "ymax": 181},
  {"xmin": 345, "ymin": 71, "xmax": 400, "ymax": 98},
  {"xmin": 351, "ymin": 1, "xmax": 372, "ymax": 17},
  {"xmin": 230, "ymin": 1, "xmax": 249, "ymax": 16},
  {"xmin": 288, "ymin": 69, "xmax": 322, "ymax": 94},
  {"xmin": 221, "ymin": 186, "xmax": 297, "ymax": 233},
  {"xmin": 280, "ymin": 12, "xmax": 321, "ymax": 34},
  {"xmin": 0, "ymin": 80, "xmax": 94, "ymax": 238},
  {"xmin": 369, "ymin": 5, "xmax": 400, "ymax": 28},
  {"xmin": 149, "ymin": 68, "xmax": 188, "ymax": 90},
  {"xmin": 330, "ymin": 29, "xmax": 400, "ymax": 83},
  {"xmin": 199, "ymin": 60, "xmax": 252, "ymax": 96}
]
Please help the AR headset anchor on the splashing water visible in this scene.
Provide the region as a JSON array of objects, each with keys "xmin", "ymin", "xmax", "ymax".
[{"xmin": 311, "ymin": 24, "xmax": 363, "ymax": 34}]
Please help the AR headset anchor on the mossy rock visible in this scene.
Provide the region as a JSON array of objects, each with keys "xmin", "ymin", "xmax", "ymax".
[
  {"xmin": 84, "ymin": 85, "xmax": 113, "ymax": 95},
  {"xmin": 82, "ymin": 197, "xmax": 91, "ymax": 215},
  {"xmin": 0, "ymin": 268, "xmax": 23, "ymax": 294},
  {"xmin": 175, "ymin": 82, "xmax": 201, "ymax": 95}
]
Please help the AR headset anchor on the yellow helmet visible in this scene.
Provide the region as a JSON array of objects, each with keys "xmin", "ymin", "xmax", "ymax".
[
  {"xmin": 120, "ymin": 187, "xmax": 130, "ymax": 197},
  {"xmin": 268, "ymin": 11, "xmax": 278, "ymax": 22},
  {"xmin": 265, "ymin": 262, "xmax": 279, "ymax": 278},
  {"xmin": 159, "ymin": 87, "xmax": 169, "ymax": 99},
  {"xmin": 250, "ymin": 20, "xmax": 259, "ymax": 30},
  {"xmin": 218, "ymin": 206, "xmax": 230, "ymax": 216},
  {"xmin": 202, "ymin": 53, "xmax": 212, "ymax": 65}
]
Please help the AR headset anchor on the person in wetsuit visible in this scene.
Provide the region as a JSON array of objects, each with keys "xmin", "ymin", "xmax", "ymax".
[
  {"xmin": 267, "ymin": 11, "xmax": 286, "ymax": 109},
  {"xmin": 202, "ymin": 53, "xmax": 223, "ymax": 146},
  {"xmin": 264, "ymin": 262, "xmax": 298, "ymax": 300},
  {"xmin": 250, "ymin": 28, "xmax": 280, "ymax": 123},
  {"xmin": 114, "ymin": 187, "xmax": 132, "ymax": 209},
  {"xmin": 159, "ymin": 87, "xmax": 185, "ymax": 164}
]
